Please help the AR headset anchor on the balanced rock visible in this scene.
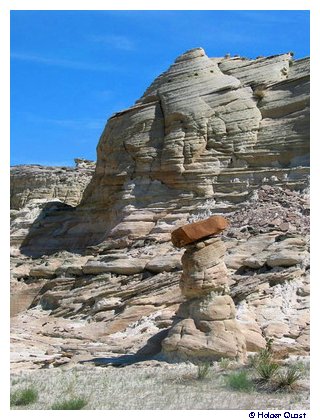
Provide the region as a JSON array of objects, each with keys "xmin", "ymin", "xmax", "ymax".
[
  {"xmin": 10, "ymin": 48, "xmax": 309, "ymax": 370},
  {"xmin": 162, "ymin": 217, "xmax": 246, "ymax": 362},
  {"xmin": 171, "ymin": 215, "xmax": 228, "ymax": 248}
]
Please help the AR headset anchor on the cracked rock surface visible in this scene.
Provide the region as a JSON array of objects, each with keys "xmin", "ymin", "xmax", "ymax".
[{"xmin": 10, "ymin": 48, "xmax": 309, "ymax": 371}]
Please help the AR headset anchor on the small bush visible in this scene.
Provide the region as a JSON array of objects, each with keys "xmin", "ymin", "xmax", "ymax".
[
  {"xmin": 226, "ymin": 371, "xmax": 253, "ymax": 392},
  {"xmin": 219, "ymin": 358, "xmax": 231, "ymax": 370},
  {"xmin": 10, "ymin": 387, "xmax": 38, "ymax": 406},
  {"xmin": 275, "ymin": 364, "xmax": 305, "ymax": 391},
  {"xmin": 253, "ymin": 338, "xmax": 280, "ymax": 382},
  {"xmin": 253, "ymin": 88, "xmax": 266, "ymax": 100},
  {"xmin": 247, "ymin": 353, "xmax": 259, "ymax": 368},
  {"xmin": 51, "ymin": 398, "xmax": 87, "ymax": 410},
  {"xmin": 51, "ymin": 397, "xmax": 88, "ymax": 410},
  {"xmin": 255, "ymin": 360, "xmax": 280, "ymax": 381},
  {"xmin": 252, "ymin": 339, "xmax": 274, "ymax": 365},
  {"xmin": 265, "ymin": 338, "xmax": 274, "ymax": 353},
  {"xmin": 197, "ymin": 361, "xmax": 211, "ymax": 380},
  {"xmin": 11, "ymin": 378, "xmax": 20, "ymax": 386}
]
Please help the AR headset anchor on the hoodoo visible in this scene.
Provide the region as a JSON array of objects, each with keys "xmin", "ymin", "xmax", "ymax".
[
  {"xmin": 10, "ymin": 48, "xmax": 309, "ymax": 370},
  {"xmin": 163, "ymin": 216, "xmax": 246, "ymax": 362}
]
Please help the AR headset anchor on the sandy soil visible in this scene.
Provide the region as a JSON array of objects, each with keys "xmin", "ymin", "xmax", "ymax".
[{"xmin": 10, "ymin": 360, "xmax": 309, "ymax": 410}]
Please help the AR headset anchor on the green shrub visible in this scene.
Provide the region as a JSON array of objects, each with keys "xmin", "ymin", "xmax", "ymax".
[
  {"xmin": 11, "ymin": 378, "xmax": 20, "ymax": 386},
  {"xmin": 219, "ymin": 358, "xmax": 231, "ymax": 370},
  {"xmin": 10, "ymin": 387, "xmax": 38, "ymax": 406},
  {"xmin": 255, "ymin": 360, "xmax": 280, "ymax": 381},
  {"xmin": 197, "ymin": 361, "xmax": 211, "ymax": 380},
  {"xmin": 253, "ymin": 338, "xmax": 280, "ymax": 382},
  {"xmin": 51, "ymin": 397, "xmax": 88, "ymax": 410},
  {"xmin": 265, "ymin": 338, "xmax": 274, "ymax": 353},
  {"xmin": 226, "ymin": 371, "xmax": 253, "ymax": 392},
  {"xmin": 247, "ymin": 353, "xmax": 259, "ymax": 368},
  {"xmin": 251, "ymin": 339, "xmax": 274, "ymax": 366},
  {"xmin": 275, "ymin": 364, "xmax": 305, "ymax": 391},
  {"xmin": 249, "ymin": 349, "xmax": 269, "ymax": 369}
]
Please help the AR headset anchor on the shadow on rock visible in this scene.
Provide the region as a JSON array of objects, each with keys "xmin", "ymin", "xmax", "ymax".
[
  {"xmin": 19, "ymin": 201, "xmax": 111, "ymax": 258},
  {"xmin": 80, "ymin": 329, "xmax": 170, "ymax": 367}
]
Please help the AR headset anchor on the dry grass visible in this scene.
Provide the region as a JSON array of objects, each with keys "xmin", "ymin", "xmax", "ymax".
[
  {"xmin": 10, "ymin": 361, "xmax": 309, "ymax": 410},
  {"xmin": 254, "ymin": 88, "xmax": 266, "ymax": 100}
]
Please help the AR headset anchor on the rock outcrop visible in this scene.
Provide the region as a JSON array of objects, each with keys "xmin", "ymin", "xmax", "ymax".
[
  {"xmin": 10, "ymin": 48, "xmax": 309, "ymax": 371},
  {"xmin": 163, "ymin": 217, "xmax": 246, "ymax": 362},
  {"xmin": 17, "ymin": 48, "xmax": 309, "ymax": 257},
  {"xmin": 10, "ymin": 159, "xmax": 95, "ymax": 251},
  {"xmin": 10, "ymin": 158, "xmax": 95, "ymax": 210}
]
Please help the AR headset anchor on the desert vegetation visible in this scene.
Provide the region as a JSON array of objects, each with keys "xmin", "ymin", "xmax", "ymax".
[
  {"xmin": 253, "ymin": 87, "xmax": 266, "ymax": 100},
  {"xmin": 10, "ymin": 355, "xmax": 309, "ymax": 410},
  {"xmin": 10, "ymin": 386, "xmax": 38, "ymax": 407}
]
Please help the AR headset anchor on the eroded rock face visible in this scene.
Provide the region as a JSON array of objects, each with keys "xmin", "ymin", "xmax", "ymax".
[
  {"xmin": 10, "ymin": 159, "xmax": 95, "ymax": 250},
  {"xmin": 18, "ymin": 48, "xmax": 309, "ymax": 256},
  {"xmin": 162, "ymin": 219, "xmax": 246, "ymax": 362},
  {"xmin": 10, "ymin": 159, "xmax": 95, "ymax": 210},
  {"xmin": 10, "ymin": 48, "xmax": 309, "ymax": 371},
  {"xmin": 78, "ymin": 49, "xmax": 308, "ymax": 242}
]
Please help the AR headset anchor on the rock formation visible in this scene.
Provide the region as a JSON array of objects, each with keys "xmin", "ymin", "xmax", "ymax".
[
  {"xmin": 171, "ymin": 215, "xmax": 229, "ymax": 247},
  {"xmin": 10, "ymin": 159, "xmax": 95, "ymax": 252},
  {"xmin": 162, "ymin": 216, "xmax": 246, "ymax": 362},
  {"xmin": 17, "ymin": 47, "xmax": 309, "ymax": 257},
  {"xmin": 10, "ymin": 158, "xmax": 95, "ymax": 210},
  {"xmin": 10, "ymin": 48, "xmax": 309, "ymax": 371}
]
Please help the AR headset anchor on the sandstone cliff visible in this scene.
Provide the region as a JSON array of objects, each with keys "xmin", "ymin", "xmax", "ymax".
[
  {"xmin": 17, "ymin": 48, "xmax": 309, "ymax": 257},
  {"xmin": 10, "ymin": 159, "xmax": 95, "ymax": 252},
  {"xmin": 10, "ymin": 48, "xmax": 309, "ymax": 371},
  {"xmin": 10, "ymin": 158, "xmax": 95, "ymax": 210}
]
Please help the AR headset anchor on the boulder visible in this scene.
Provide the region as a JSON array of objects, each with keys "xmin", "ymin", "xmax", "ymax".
[{"xmin": 171, "ymin": 216, "xmax": 229, "ymax": 248}]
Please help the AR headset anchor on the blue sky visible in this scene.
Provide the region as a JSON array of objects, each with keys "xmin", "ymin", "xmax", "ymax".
[{"xmin": 10, "ymin": 10, "xmax": 310, "ymax": 166}]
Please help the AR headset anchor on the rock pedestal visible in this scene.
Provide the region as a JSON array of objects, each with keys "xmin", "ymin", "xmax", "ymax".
[{"xmin": 162, "ymin": 217, "xmax": 246, "ymax": 362}]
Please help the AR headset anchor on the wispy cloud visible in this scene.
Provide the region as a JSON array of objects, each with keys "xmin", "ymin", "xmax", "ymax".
[
  {"xmin": 89, "ymin": 34, "xmax": 135, "ymax": 51},
  {"xmin": 93, "ymin": 89, "xmax": 114, "ymax": 100},
  {"xmin": 11, "ymin": 52, "xmax": 116, "ymax": 72},
  {"xmin": 47, "ymin": 118, "xmax": 106, "ymax": 130},
  {"xmin": 20, "ymin": 112, "xmax": 106, "ymax": 130}
]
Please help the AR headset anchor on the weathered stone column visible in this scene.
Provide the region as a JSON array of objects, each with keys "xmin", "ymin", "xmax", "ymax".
[{"xmin": 162, "ymin": 216, "xmax": 246, "ymax": 362}]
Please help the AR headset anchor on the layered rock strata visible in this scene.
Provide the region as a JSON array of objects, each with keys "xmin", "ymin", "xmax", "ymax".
[
  {"xmin": 10, "ymin": 47, "xmax": 310, "ymax": 370},
  {"xmin": 162, "ymin": 217, "xmax": 246, "ymax": 362},
  {"xmin": 10, "ymin": 159, "xmax": 95, "ymax": 251},
  {"xmin": 10, "ymin": 186, "xmax": 309, "ymax": 370},
  {"xmin": 17, "ymin": 48, "xmax": 309, "ymax": 257},
  {"xmin": 10, "ymin": 158, "xmax": 95, "ymax": 210}
]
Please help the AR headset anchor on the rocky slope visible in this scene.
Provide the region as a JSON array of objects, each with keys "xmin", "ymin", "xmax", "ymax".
[
  {"xmin": 10, "ymin": 48, "xmax": 309, "ymax": 371},
  {"xmin": 10, "ymin": 159, "xmax": 95, "ymax": 250},
  {"xmin": 10, "ymin": 158, "xmax": 95, "ymax": 210}
]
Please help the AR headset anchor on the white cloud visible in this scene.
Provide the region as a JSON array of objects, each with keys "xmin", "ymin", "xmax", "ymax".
[
  {"xmin": 49, "ymin": 118, "xmax": 105, "ymax": 130},
  {"xmin": 20, "ymin": 112, "xmax": 106, "ymax": 130},
  {"xmin": 11, "ymin": 52, "xmax": 116, "ymax": 71},
  {"xmin": 90, "ymin": 34, "xmax": 135, "ymax": 51}
]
